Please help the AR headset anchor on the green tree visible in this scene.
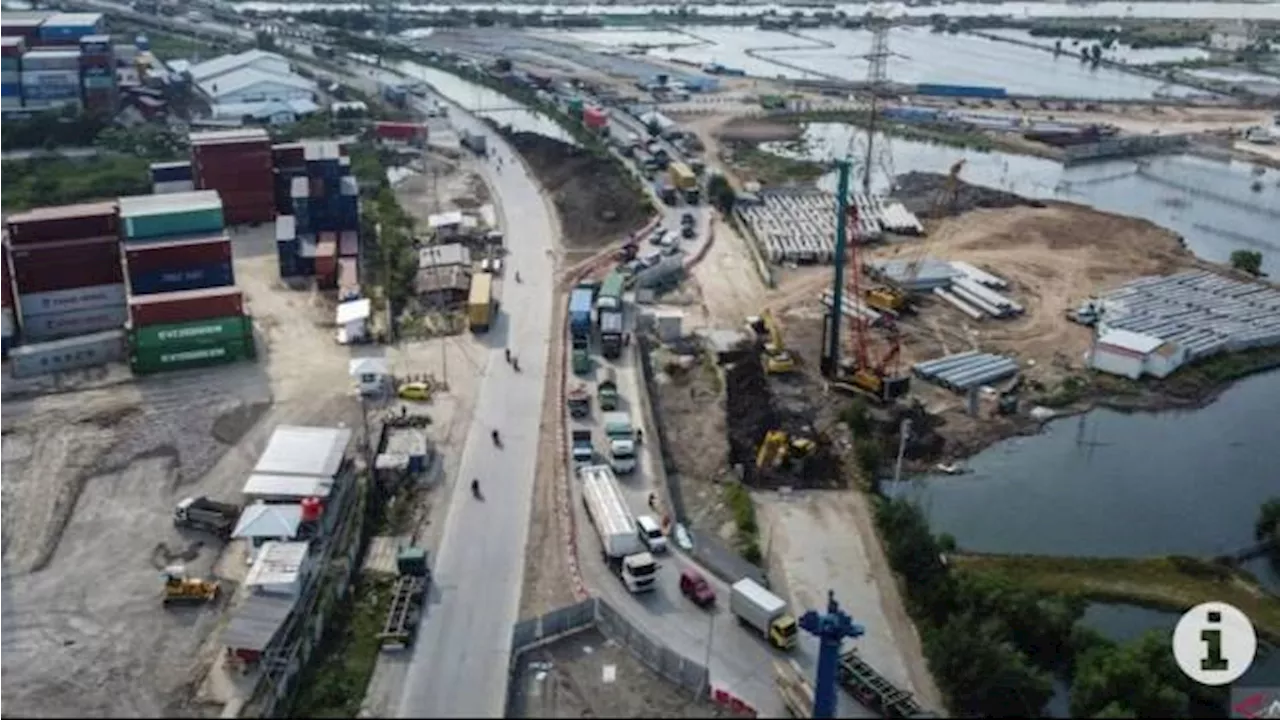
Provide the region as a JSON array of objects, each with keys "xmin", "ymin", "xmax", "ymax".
[
  {"xmin": 1257, "ymin": 497, "xmax": 1280, "ymax": 543},
  {"xmin": 1070, "ymin": 631, "xmax": 1191, "ymax": 718},
  {"xmin": 925, "ymin": 613, "xmax": 1054, "ymax": 717},
  {"xmin": 1230, "ymin": 249, "xmax": 1264, "ymax": 276},
  {"xmin": 706, "ymin": 173, "xmax": 736, "ymax": 214}
]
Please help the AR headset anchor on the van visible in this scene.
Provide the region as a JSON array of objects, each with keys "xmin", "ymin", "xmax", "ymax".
[{"xmin": 636, "ymin": 514, "xmax": 667, "ymax": 553}]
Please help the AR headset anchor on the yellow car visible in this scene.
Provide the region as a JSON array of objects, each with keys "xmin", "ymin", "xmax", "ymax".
[{"xmin": 397, "ymin": 382, "xmax": 432, "ymax": 402}]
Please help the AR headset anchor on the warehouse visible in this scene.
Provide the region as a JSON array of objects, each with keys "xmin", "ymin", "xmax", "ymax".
[
  {"xmin": 200, "ymin": 68, "xmax": 316, "ymax": 106},
  {"xmin": 1086, "ymin": 328, "xmax": 1188, "ymax": 380},
  {"xmin": 187, "ymin": 49, "xmax": 292, "ymax": 85},
  {"xmin": 210, "ymin": 98, "xmax": 320, "ymax": 126}
]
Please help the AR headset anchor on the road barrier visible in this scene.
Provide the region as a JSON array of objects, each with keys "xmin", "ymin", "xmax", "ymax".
[{"xmin": 711, "ymin": 685, "xmax": 760, "ymax": 718}]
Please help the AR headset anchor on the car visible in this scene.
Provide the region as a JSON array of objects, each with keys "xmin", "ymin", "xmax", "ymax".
[
  {"xmin": 649, "ymin": 228, "xmax": 668, "ymax": 246},
  {"xmin": 397, "ymin": 382, "xmax": 432, "ymax": 402},
  {"xmin": 662, "ymin": 244, "xmax": 681, "ymax": 256},
  {"xmin": 679, "ymin": 568, "xmax": 716, "ymax": 608},
  {"xmin": 640, "ymin": 251, "xmax": 663, "ymax": 268},
  {"xmin": 681, "ymin": 212, "xmax": 695, "ymax": 227},
  {"xmin": 681, "ymin": 225, "xmax": 696, "ymax": 239},
  {"xmin": 636, "ymin": 515, "xmax": 668, "ymax": 553}
]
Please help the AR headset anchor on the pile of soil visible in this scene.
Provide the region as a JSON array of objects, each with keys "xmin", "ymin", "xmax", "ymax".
[
  {"xmin": 502, "ymin": 131, "xmax": 652, "ymax": 249},
  {"xmin": 893, "ymin": 172, "xmax": 1043, "ymax": 219},
  {"xmin": 723, "ymin": 350, "xmax": 842, "ymax": 489}
]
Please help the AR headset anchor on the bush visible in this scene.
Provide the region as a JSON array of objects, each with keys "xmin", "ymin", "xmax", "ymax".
[
  {"xmin": 1230, "ymin": 250, "xmax": 1263, "ymax": 276},
  {"xmin": 724, "ymin": 482, "xmax": 762, "ymax": 563}
]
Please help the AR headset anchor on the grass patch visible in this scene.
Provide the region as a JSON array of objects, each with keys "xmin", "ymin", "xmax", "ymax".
[
  {"xmin": 728, "ymin": 143, "xmax": 827, "ymax": 186},
  {"xmin": 289, "ymin": 573, "xmax": 397, "ymax": 718},
  {"xmin": 1158, "ymin": 344, "xmax": 1280, "ymax": 399},
  {"xmin": 1, "ymin": 155, "xmax": 153, "ymax": 212},
  {"xmin": 952, "ymin": 553, "xmax": 1280, "ymax": 644},
  {"xmin": 724, "ymin": 482, "xmax": 762, "ymax": 564}
]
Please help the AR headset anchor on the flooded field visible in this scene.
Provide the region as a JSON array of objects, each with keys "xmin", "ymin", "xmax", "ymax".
[{"xmin": 979, "ymin": 27, "xmax": 1213, "ymax": 65}]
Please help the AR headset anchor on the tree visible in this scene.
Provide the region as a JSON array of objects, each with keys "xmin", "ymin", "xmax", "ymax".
[
  {"xmin": 1256, "ymin": 497, "xmax": 1280, "ymax": 543},
  {"xmin": 1070, "ymin": 631, "xmax": 1192, "ymax": 718},
  {"xmin": 706, "ymin": 173, "xmax": 736, "ymax": 214},
  {"xmin": 1230, "ymin": 249, "xmax": 1264, "ymax": 276}
]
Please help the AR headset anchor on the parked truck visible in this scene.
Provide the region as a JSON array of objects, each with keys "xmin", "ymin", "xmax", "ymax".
[
  {"xmin": 669, "ymin": 161, "xmax": 700, "ymax": 205},
  {"xmin": 655, "ymin": 178, "xmax": 678, "ymax": 206},
  {"xmin": 603, "ymin": 411, "xmax": 637, "ymax": 474},
  {"xmin": 568, "ymin": 384, "xmax": 591, "ymax": 418},
  {"xmin": 572, "ymin": 335, "xmax": 592, "ymax": 375},
  {"xmin": 730, "ymin": 578, "xmax": 798, "ymax": 650},
  {"xmin": 579, "ymin": 464, "xmax": 658, "ymax": 593},
  {"xmin": 597, "ymin": 368, "xmax": 619, "ymax": 410},
  {"xmin": 596, "ymin": 271, "xmax": 625, "ymax": 313},
  {"xmin": 599, "ymin": 309, "xmax": 624, "ymax": 359},
  {"xmin": 460, "ymin": 130, "xmax": 488, "ymax": 156},
  {"xmin": 174, "ymin": 496, "xmax": 241, "ymax": 539},
  {"xmin": 468, "ymin": 272, "xmax": 494, "ymax": 332},
  {"xmin": 571, "ymin": 429, "xmax": 595, "ymax": 463},
  {"xmin": 569, "ymin": 285, "xmax": 595, "ymax": 340}
]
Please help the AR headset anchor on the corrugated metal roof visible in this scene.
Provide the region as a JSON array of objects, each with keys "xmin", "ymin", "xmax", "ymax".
[
  {"xmin": 189, "ymin": 49, "xmax": 287, "ymax": 83},
  {"xmin": 189, "ymin": 127, "xmax": 271, "ymax": 146},
  {"xmin": 244, "ymin": 541, "xmax": 310, "ymax": 589},
  {"xmin": 200, "ymin": 68, "xmax": 316, "ymax": 100},
  {"xmin": 243, "ymin": 473, "xmax": 335, "ymax": 499},
  {"xmin": 415, "ymin": 265, "xmax": 471, "ymax": 294},
  {"xmin": 1098, "ymin": 328, "xmax": 1164, "ymax": 354},
  {"xmin": 44, "ymin": 12, "xmax": 103, "ymax": 26},
  {"xmin": 427, "ymin": 211, "xmax": 465, "ymax": 229},
  {"xmin": 6, "ymin": 201, "xmax": 117, "ymax": 224},
  {"xmin": 254, "ymin": 425, "xmax": 353, "ymax": 478},
  {"xmin": 221, "ymin": 593, "xmax": 295, "ymax": 652},
  {"xmin": 418, "ymin": 242, "xmax": 470, "ymax": 269},
  {"xmin": 117, "ymin": 190, "xmax": 221, "ymax": 218},
  {"xmin": 336, "ymin": 298, "xmax": 371, "ymax": 324},
  {"xmin": 232, "ymin": 503, "xmax": 304, "ymax": 539}
]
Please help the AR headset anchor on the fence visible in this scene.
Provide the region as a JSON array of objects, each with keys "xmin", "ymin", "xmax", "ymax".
[{"xmin": 505, "ymin": 596, "xmax": 710, "ymax": 717}]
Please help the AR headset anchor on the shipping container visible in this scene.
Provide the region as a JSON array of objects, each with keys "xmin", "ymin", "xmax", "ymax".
[
  {"xmin": 37, "ymin": 13, "xmax": 105, "ymax": 44},
  {"xmin": 1, "ymin": 37, "xmax": 27, "ymax": 57},
  {"xmin": 271, "ymin": 142, "xmax": 306, "ymax": 168},
  {"xmin": 5, "ymin": 202, "xmax": 118, "ymax": 245},
  {"xmin": 2, "ymin": 307, "xmax": 14, "ymax": 339},
  {"xmin": 124, "ymin": 235, "xmax": 231, "ymax": 275},
  {"xmin": 339, "ymin": 230, "xmax": 358, "ymax": 257},
  {"xmin": 583, "ymin": 106, "xmax": 608, "ymax": 130},
  {"xmin": 129, "ymin": 313, "xmax": 251, "ymax": 351},
  {"xmin": 915, "ymin": 83, "xmax": 1007, "ymax": 99},
  {"xmin": 150, "ymin": 161, "xmax": 193, "ymax": 184},
  {"xmin": 128, "ymin": 260, "xmax": 235, "ymax": 295},
  {"xmin": 220, "ymin": 199, "xmax": 275, "ymax": 225},
  {"xmin": 9, "ymin": 329, "xmax": 125, "ymax": 379},
  {"xmin": 12, "ymin": 255, "xmax": 122, "ymax": 295},
  {"xmin": 18, "ymin": 282, "xmax": 125, "ymax": 319},
  {"xmin": 302, "ymin": 140, "xmax": 344, "ymax": 162},
  {"xmin": 129, "ymin": 335, "xmax": 254, "ymax": 375},
  {"xmin": 7, "ymin": 234, "xmax": 119, "ymax": 265},
  {"xmin": 290, "ymin": 176, "xmax": 309, "ymax": 200},
  {"xmin": 275, "ymin": 215, "xmax": 296, "ymax": 243},
  {"xmin": 1, "ymin": 81, "xmax": 19, "ymax": 97},
  {"xmin": 278, "ymin": 240, "xmax": 300, "ymax": 278},
  {"xmin": 129, "ymin": 286, "xmax": 243, "ymax": 327},
  {"xmin": 20, "ymin": 49, "xmax": 81, "ymax": 71},
  {"xmin": 374, "ymin": 121, "xmax": 427, "ymax": 143},
  {"xmin": 190, "ymin": 127, "xmax": 271, "ymax": 146},
  {"xmin": 21, "ymin": 69, "xmax": 81, "ymax": 86},
  {"xmin": 1, "ymin": 17, "xmax": 47, "ymax": 42},
  {"xmin": 22, "ymin": 303, "xmax": 128, "ymax": 341},
  {"xmin": 118, "ymin": 191, "xmax": 224, "ymax": 241},
  {"xmin": 337, "ymin": 257, "xmax": 359, "ymax": 300},
  {"xmin": 316, "ymin": 238, "xmax": 337, "ymax": 289},
  {"xmin": 153, "ymin": 180, "xmax": 196, "ymax": 195},
  {"xmin": 82, "ymin": 74, "xmax": 116, "ymax": 90},
  {"xmin": 1, "ymin": 248, "xmax": 11, "ymax": 309}
]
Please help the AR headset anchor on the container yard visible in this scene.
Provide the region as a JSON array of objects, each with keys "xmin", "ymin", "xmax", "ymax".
[
  {"xmin": 277, "ymin": 141, "xmax": 361, "ymax": 284},
  {"xmin": 0, "ymin": 12, "xmax": 116, "ymax": 114},
  {"xmin": 738, "ymin": 189, "xmax": 922, "ymax": 264},
  {"xmin": 191, "ymin": 129, "xmax": 275, "ymax": 225},
  {"xmin": 118, "ymin": 191, "xmax": 225, "ymax": 242}
]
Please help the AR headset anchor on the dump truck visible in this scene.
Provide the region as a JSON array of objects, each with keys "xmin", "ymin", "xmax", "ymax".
[
  {"xmin": 174, "ymin": 496, "xmax": 241, "ymax": 539},
  {"xmin": 460, "ymin": 130, "xmax": 488, "ymax": 156},
  {"xmin": 571, "ymin": 429, "xmax": 595, "ymax": 463},
  {"xmin": 730, "ymin": 578, "xmax": 798, "ymax": 650},
  {"xmin": 468, "ymin": 272, "xmax": 494, "ymax": 332},
  {"xmin": 596, "ymin": 271, "xmax": 625, "ymax": 313},
  {"xmin": 572, "ymin": 334, "xmax": 592, "ymax": 375},
  {"xmin": 603, "ymin": 410, "xmax": 637, "ymax": 474},
  {"xmin": 597, "ymin": 368, "xmax": 620, "ymax": 411},
  {"xmin": 599, "ymin": 310, "xmax": 624, "ymax": 359},
  {"xmin": 668, "ymin": 161, "xmax": 700, "ymax": 204},
  {"xmin": 569, "ymin": 286, "xmax": 595, "ymax": 341},
  {"xmin": 655, "ymin": 178, "xmax": 678, "ymax": 206},
  {"xmin": 568, "ymin": 385, "xmax": 591, "ymax": 417},
  {"xmin": 580, "ymin": 464, "xmax": 658, "ymax": 593}
]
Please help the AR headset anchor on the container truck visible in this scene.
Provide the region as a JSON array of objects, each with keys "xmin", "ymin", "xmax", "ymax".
[
  {"xmin": 599, "ymin": 310, "xmax": 624, "ymax": 358},
  {"xmin": 568, "ymin": 385, "xmax": 591, "ymax": 418},
  {"xmin": 730, "ymin": 578, "xmax": 798, "ymax": 650},
  {"xmin": 174, "ymin": 496, "xmax": 241, "ymax": 539},
  {"xmin": 571, "ymin": 429, "xmax": 595, "ymax": 463},
  {"xmin": 603, "ymin": 411, "xmax": 637, "ymax": 474},
  {"xmin": 579, "ymin": 464, "xmax": 658, "ymax": 593},
  {"xmin": 597, "ymin": 368, "xmax": 619, "ymax": 410},
  {"xmin": 468, "ymin": 272, "xmax": 494, "ymax": 332},
  {"xmin": 460, "ymin": 130, "xmax": 488, "ymax": 156},
  {"xmin": 596, "ymin": 271, "xmax": 625, "ymax": 313},
  {"xmin": 569, "ymin": 285, "xmax": 595, "ymax": 340}
]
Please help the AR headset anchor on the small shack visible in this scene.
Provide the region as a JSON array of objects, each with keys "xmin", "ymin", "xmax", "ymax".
[
  {"xmin": 336, "ymin": 298, "xmax": 372, "ymax": 344},
  {"xmin": 232, "ymin": 503, "xmax": 305, "ymax": 553},
  {"xmin": 244, "ymin": 540, "xmax": 310, "ymax": 597},
  {"xmin": 349, "ymin": 355, "xmax": 390, "ymax": 397},
  {"xmin": 222, "ymin": 593, "xmax": 296, "ymax": 668},
  {"xmin": 427, "ymin": 211, "xmax": 466, "ymax": 239}
]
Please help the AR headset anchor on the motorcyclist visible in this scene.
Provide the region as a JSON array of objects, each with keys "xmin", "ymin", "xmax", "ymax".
[
  {"xmin": 505, "ymin": 348, "xmax": 511, "ymax": 363},
  {"xmin": 472, "ymin": 478, "xmax": 481, "ymax": 497},
  {"xmin": 512, "ymin": 356, "xmax": 520, "ymax": 372},
  {"xmin": 515, "ymin": 271, "xmax": 522, "ymax": 283},
  {"xmin": 491, "ymin": 429, "xmax": 501, "ymax": 446}
]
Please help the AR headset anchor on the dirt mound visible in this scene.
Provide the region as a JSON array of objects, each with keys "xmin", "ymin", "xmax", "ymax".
[
  {"xmin": 724, "ymin": 351, "xmax": 842, "ymax": 489},
  {"xmin": 502, "ymin": 131, "xmax": 652, "ymax": 250},
  {"xmin": 893, "ymin": 172, "xmax": 1043, "ymax": 219}
]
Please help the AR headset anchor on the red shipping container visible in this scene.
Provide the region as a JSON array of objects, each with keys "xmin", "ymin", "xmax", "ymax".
[
  {"xmin": 374, "ymin": 121, "xmax": 427, "ymax": 142},
  {"xmin": 317, "ymin": 266, "xmax": 337, "ymax": 290},
  {"xmin": 5, "ymin": 202, "xmax": 119, "ymax": 245},
  {"xmin": 8, "ymin": 235, "xmax": 119, "ymax": 265},
  {"xmin": 195, "ymin": 150, "xmax": 272, "ymax": 171},
  {"xmin": 221, "ymin": 202, "xmax": 275, "ymax": 226},
  {"xmin": 13, "ymin": 256, "xmax": 123, "ymax": 294},
  {"xmin": 315, "ymin": 238, "xmax": 337, "ymax": 278},
  {"xmin": 583, "ymin": 107, "xmax": 608, "ymax": 130},
  {"xmin": 1, "ymin": 246, "xmax": 12, "ymax": 309},
  {"xmin": 129, "ymin": 286, "xmax": 243, "ymax": 327},
  {"xmin": 124, "ymin": 235, "xmax": 232, "ymax": 275},
  {"xmin": 272, "ymin": 143, "xmax": 306, "ymax": 168},
  {"xmin": 338, "ymin": 231, "xmax": 359, "ymax": 257}
]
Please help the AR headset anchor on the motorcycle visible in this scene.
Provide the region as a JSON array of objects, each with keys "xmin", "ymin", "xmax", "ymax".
[
  {"xmin": 491, "ymin": 429, "xmax": 502, "ymax": 447},
  {"xmin": 471, "ymin": 479, "xmax": 482, "ymax": 499}
]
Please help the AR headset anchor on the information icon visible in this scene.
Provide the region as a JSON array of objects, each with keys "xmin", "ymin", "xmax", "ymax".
[{"xmin": 1172, "ymin": 602, "xmax": 1257, "ymax": 686}]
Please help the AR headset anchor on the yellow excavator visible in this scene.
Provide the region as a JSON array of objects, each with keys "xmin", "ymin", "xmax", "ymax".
[
  {"xmin": 756, "ymin": 430, "xmax": 816, "ymax": 471},
  {"xmin": 748, "ymin": 310, "xmax": 796, "ymax": 375},
  {"xmin": 162, "ymin": 565, "xmax": 220, "ymax": 606}
]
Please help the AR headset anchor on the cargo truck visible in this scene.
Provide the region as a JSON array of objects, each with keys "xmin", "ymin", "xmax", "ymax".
[
  {"xmin": 603, "ymin": 411, "xmax": 637, "ymax": 474},
  {"xmin": 599, "ymin": 310, "xmax": 624, "ymax": 358},
  {"xmin": 580, "ymin": 464, "xmax": 658, "ymax": 593},
  {"xmin": 597, "ymin": 368, "xmax": 619, "ymax": 410},
  {"xmin": 572, "ymin": 334, "xmax": 592, "ymax": 375},
  {"xmin": 730, "ymin": 578, "xmax": 798, "ymax": 650},
  {"xmin": 569, "ymin": 286, "xmax": 595, "ymax": 340},
  {"xmin": 655, "ymin": 178, "xmax": 678, "ymax": 206},
  {"xmin": 174, "ymin": 496, "xmax": 241, "ymax": 539},
  {"xmin": 669, "ymin": 162, "xmax": 700, "ymax": 205},
  {"xmin": 468, "ymin": 272, "xmax": 494, "ymax": 332},
  {"xmin": 571, "ymin": 429, "xmax": 595, "ymax": 463},
  {"xmin": 460, "ymin": 130, "xmax": 488, "ymax": 156},
  {"xmin": 568, "ymin": 385, "xmax": 591, "ymax": 417},
  {"xmin": 595, "ymin": 271, "xmax": 625, "ymax": 313}
]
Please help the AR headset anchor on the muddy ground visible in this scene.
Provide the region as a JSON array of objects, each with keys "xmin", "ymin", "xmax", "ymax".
[
  {"xmin": 502, "ymin": 132, "xmax": 652, "ymax": 256},
  {"xmin": 393, "ymin": 151, "xmax": 491, "ymax": 229}
]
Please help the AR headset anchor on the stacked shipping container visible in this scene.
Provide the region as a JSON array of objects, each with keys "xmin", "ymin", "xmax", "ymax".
[
  {"xmin": 1, "ymin": 37, "xmax": 23, "ymax": 111},
  {"xmin": 191, "ymin": 129, "xmax": 274, "ymax": 225},
  {"xmin": 150, "ymin": 161, "xmax": 195, "ymax": 195},
  {"xmin": 78, "ymin": 34, "xmax": 116, "ymax": 114},
  {"xmin": 271, "ymin": 142, "xmax": 307, "ymax": 216},
  {"xmin": 1, "ymin": 244, "xmax": 13, "ymax": 356},
  {"xmin": 278, "ymin": 141, "xmax": 359, "ymax": 285},
  {"xmin": 20, "ymin": 47, "xmax": 82, "ymax": 111}
]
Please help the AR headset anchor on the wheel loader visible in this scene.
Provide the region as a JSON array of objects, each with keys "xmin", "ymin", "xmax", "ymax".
[{"xmin": 162, "ymin": 565, "xmax": 220, "ymax": 606}]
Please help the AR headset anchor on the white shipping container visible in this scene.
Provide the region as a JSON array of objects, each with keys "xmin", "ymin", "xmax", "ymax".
[
  {"xmin": 18, "ymin": 283, "xmax": 127, "ymax": 320},
  {"xmin": 153, "ymin": 180, "xmax": 197, "ymax": 195},
  {"xmin": 9, "ymin": 329, "xmax": 125, "ymax": 379},
  {"xmin": 21, "ymin": 69, "xmax": 81, "ymax": 86},
  {"xmin": 1, "ymin": 97, "xmax": 22, "ymax": 110},
  {"xmin": 2, "ymin": 307, "xmax": 14, "ymax": 338},
  {"xmin": 22, "ymin": 304, "xmax": 128, "ymax": 342}
]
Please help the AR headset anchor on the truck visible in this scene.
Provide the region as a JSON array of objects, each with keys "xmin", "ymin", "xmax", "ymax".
[
  {"xmin": 568, "ymin": 384, "xmax": 591, "ymax": 417},
  {"xmin": 571, "ymin": 429, "xmax": 595, "ymax": 463},
  {"xmin": 597, "ymin": 368, "xmax": 619, "ymax": 410},
  {"xmin": 460, "ymin": 130, "xmax": 488, "ymax": 156},
  {"xmin": 603, "ymin": 411, "xmax": 637, "ymax": 474},
  {"xmin": 569, "ymin": 285, "xmax": 595, "ymax": 340},
  {"xmin": 580, "ymin": 464, "xmax": 657, "ymax": 593},
  {"xmin": 468, "ymin": 272, "xmax": 494, "ymax": 332},
  {"xmin": 730, "ymin": 578, "xmax": 798, "ymax": 650},
  {"xmin": 572, "ymin": 334, "xmax": 592, "ymax": 375},
  {"xmin": 174, "ymin": 496, "xmax": 241, "ymax": 539},
  {"xmin": 595, "ymin": 271, "xmax": 625, "ymax": 313},
  {"xmin": 655, "ymin": 178, "xmax": 678, "ymax": 206},
  {"xmin": 599, "ymin": 310, "xmax": 624, "ymax": 359},
  {"xmin": 669, "ymin": 161, "xmax": 700, "ymax": 205}
]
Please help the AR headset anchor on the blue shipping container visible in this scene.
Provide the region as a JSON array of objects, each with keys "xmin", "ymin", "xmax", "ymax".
[
  {"xmin": 128, "ymin": 261, "xmax": 235, "ymax": 295},
  {"xmin": 39, "ymin": 25, "xmax": 101, "ymax": 43},
  {"xmin": 150, "ymin": 162, "xmax": 193, "ymax": 183},
  {"xmin": 277, "ymin": 239, "xmax": 301, "ymax": 278},
  {"xmin": 1, "ymin": 83, "xmax": 18, "ymax": 98},
  {"xmin": 22, "ymin": 83, "xmax": 81, "ymax": 99},
  {"xmin": 296, "ymin": 255, "xmax": 315, "ymax": 277},
  {"xmin": 915, "ymin": 83, "xmax": 1007, "ymax": 99}
]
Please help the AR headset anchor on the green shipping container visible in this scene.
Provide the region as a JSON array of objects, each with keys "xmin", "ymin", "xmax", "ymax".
[
  {"xmin": 567, "ymin": 98, "xmax": 584, "ymax": 118},
  {"xmin": 129, "ymin": 315, "xmax": 252, "ymax": 352},
  {"xmin": 130, "ymin": 336, "xmax": 255, "ymax": 375},
  {"xmin": 124, "ymin": 207, "xmax": 225, "ymax": 241},
  {"xmin": 83, "ymin": 75, "xmax": 115, "ymax": 89}
]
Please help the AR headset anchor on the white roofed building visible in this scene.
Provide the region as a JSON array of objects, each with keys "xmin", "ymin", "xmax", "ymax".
[
  {"xmin": 1087, "ymin": 328, "xmax": 1188, "ymax": 380},
  {"xmin": 189, "ymin": 49, "xmax": 292, "ymax": 85}
]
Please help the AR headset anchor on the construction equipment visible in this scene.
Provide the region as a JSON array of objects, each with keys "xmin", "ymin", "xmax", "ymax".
[
  {"xmin": 864, "ymin": 285, "xmax": 909, "ymax": 315},
  {"xmin": 748, "ymin": 310, "xmax": 796, "ymax": 374},
  {"xmin": 173, "ymin": 496, "xmax": 240, "ymax": 539},
  {"xmin": 900, "ymin": 160, "xmax": 966, "ymax": 291},
  {"xmin": 756, "ymin": 430, "xmax": 815, "ymax": 471},
  {"xmin": 161, "ymin": 565, "xmax": 219, "ymax": 606}
]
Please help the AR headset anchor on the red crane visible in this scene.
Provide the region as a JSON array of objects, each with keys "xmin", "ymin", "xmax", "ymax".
[{"xmin": 840, "ymin": 205, "xmax": 905, "ymax": 402}]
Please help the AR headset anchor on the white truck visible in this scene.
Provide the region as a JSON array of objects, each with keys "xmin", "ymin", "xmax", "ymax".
[
  {"xmin": 602, "ymin": 411, "xmax": 637, "ymax": 474},
  {"xmin": 730, "ymin": 578, "xmax": 798, "ymax": 650},
  {"xmin": 580, "ymin": 464, "xmax": 657, "ymax": 593}
]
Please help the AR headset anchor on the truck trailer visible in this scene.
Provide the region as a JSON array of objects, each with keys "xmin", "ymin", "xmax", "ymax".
[
  {"xmin": 569, "ymin": 285, "xmax": 595, "ymax": 340},
  {"xmin": 468, "ymin": 272, "xmax": 494, "ymax": 332},
  {"xmin": 599, "ymin": 309, "xmax": 624, "ymax": 359},
  {"xmin": 580, "ymin": 464, "xmax": 657, "ymax": 593},
  {"xmin": 602, "ymin": 411, "xmax": 637, "ymax": 474},
  {"xmin": 730, "ymin": 578, "xmax": 798, "ymax": 650}
]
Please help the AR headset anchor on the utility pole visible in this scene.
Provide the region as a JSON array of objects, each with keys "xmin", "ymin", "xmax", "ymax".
[
  {"xmin": 893, "ymin": 417, "xmax": 911, "ymax": 485},
  {"xmin": 855, "ymin": 6, "xmax": 898, "ymax": 195},
  {"xmin": 823, "ymin": 159, "xmax": 853, "ymax": 376}
]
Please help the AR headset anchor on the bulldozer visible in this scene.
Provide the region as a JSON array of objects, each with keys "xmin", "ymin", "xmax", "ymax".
[
  {"xmin": 747, "ymin": 310, "xmax": 796, "ymax": 375},
  {"xmin": 756, "ymin": 430, "xmax": 816, "ymax": 472},
  {"xmin": 863, "ymin": 286, "xmax": 909, "ymax": 315},
  {"xmin": 162, "ymin": 565, "xmax": 220, "ymax": 606}
]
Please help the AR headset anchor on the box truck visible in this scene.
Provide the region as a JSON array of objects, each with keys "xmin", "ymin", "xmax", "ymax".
[
  {"xmin": 580, "ymin": 464, "xmax": 657, "ymax": 593},
  {"xmin": 730, "ymin": 578, "xmax": 798, "ymax": 650}
]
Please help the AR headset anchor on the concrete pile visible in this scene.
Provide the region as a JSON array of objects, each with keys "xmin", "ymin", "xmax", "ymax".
[{"xmin": 913, "ymin": 351, "xmax": 1019, "ymax": 392}]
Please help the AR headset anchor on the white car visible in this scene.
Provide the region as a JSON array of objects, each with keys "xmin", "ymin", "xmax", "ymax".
[
  {"xmin": 481, "ymin": 257, "xmax": 504, "ymax": 275},
  {"xmin": 649, "ymin": 228, "xmax": 669, "ymax": 246},
  {"xmin": 636, "ymin": 515, "xmax": 668, "ymax": 553}
]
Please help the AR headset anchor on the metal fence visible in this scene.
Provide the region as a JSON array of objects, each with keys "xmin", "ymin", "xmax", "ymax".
[{"xmin": 506, "ymin": 596, "xmax": 710, "ymax": 717}]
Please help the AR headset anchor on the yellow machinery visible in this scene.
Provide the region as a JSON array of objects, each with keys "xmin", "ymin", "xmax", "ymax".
[
  {"xmin": 749, "ymin": 310, "xmax": 796, "ymax": 374},
  {"xmin": 162, "ymin": 565, "xmax": 219, "ymax": 606},
  {"xmin": 864, "ymin": 286, "xmax": 908, "ymax": 314},
  {"xmin": 756, "ymin": 430, "xmax": 815, "ymax": 470}
]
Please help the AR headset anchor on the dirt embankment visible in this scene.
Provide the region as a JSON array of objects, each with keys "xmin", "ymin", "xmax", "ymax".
[{"xmin": 502, "ymin": 132, "xmax": 652, "ymax": 252}]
